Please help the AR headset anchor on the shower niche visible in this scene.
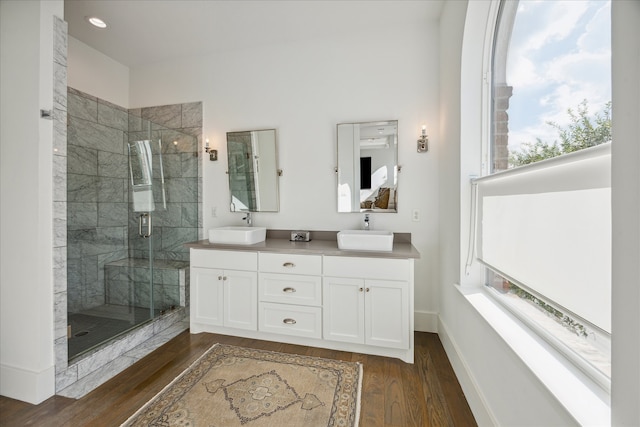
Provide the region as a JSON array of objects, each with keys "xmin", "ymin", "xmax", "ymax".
[{"xmin": 65, "ymin": 88, "xmax": 201, "ymax": 362}]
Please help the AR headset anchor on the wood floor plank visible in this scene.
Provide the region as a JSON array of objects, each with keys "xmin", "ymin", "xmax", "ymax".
[
  {"xmin": 416, "ymin": 333, "xmax": 457, "ymax": 426},
  {"xmin": 0, "ymin": 331, "xmax": 477, "ymax": 427},
  {"xmin": 383, "ymin": 359, "xmax": 407, "ymax": 426},
  {"xmin": 399, "ymin": 355, "xmax": 429, "ymax": 427},
  {"xmin": 357, "ymin": 354, "xmax": 385, "ymax": 427},
  {"xmin": 421, "ymin": 333, "xmax": 477, "ymax": 427}
]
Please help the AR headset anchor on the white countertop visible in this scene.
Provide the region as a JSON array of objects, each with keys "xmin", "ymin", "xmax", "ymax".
[{"xmin": 185, "ymin": 230, "xmax": 420, "ymax": 259}]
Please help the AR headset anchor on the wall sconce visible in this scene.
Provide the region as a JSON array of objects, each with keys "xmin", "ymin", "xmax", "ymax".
[
  {"xmin": 204, "ymin": 138, "xmax": 218, "ymax": 161},
  {"xmin": 417, "ymin": 125, "xmax": 428, "ymax": 153}
]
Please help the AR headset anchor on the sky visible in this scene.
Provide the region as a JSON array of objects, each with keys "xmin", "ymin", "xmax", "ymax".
[{"xmin": 504, "ymin": 0, "xmax": 611, "ymax": 152}]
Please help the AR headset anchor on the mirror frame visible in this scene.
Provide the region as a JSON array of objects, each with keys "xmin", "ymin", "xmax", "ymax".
[
  {"xmin": 226, "ymin": 128, "xmax": 280, "ymax": 213},
  {"xmin": 336, "ymin": 120, "xmax": 399, "ymax": 213}
]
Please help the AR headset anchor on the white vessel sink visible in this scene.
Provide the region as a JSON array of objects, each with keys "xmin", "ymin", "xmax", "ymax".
[
  {"xmin": 337, "ymin": 230, "xmax": 394, "ymax": 252},
  {"xmin": 208, "ymin": 226, "xmax": 267, "ymax": 245}
]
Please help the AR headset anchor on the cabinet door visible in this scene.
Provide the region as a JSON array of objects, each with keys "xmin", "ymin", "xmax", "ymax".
[
  {"xmin": 365, "ymin": 279, "xmax": 409, "ymax": 349},
  {"xmin": 191, "ymin": 267, "xmax": 223, "ymax": 326},
  {"xmin": 323, "ymin": 277, "xmax": 364, "ymax": 344},
  {"xmin": 224, "ymin": 270, "xmax": 258, "ymax": 331}
]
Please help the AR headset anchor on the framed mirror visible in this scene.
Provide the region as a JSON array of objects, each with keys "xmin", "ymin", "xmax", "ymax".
[
  {"xmin": 227, "ymin": 129, "xmax": 279, "ymax": 212},
  {"xmin": 337, "ymin": 120, "xmax": 398, "ymax": 213}
]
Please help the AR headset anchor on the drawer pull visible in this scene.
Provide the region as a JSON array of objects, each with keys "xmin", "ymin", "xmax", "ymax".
[
  {"xmin": 282, "ymin": 262, "xmax": 295, "ymax": 268},
  {"xmin": 283, "ymin": 318, "xmax": 297, "ymax": 325},
  {"xmin": 283, "ymin": 287, "xmax": 297, "ymax": 293}
]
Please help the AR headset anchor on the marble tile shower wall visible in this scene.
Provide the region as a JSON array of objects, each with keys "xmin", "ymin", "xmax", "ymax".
[
  {"xmin": 127, "ymin": 103, "xmax": 202, "ymax": 263},
  {"xmin": 66, "ymin": 88, "xmax": 130, "ymax": 312},
  {"xmin": 52, "ymin": 15, "xmax": 69, "ymax": 382},
  {"xmin": 66, "ymin": 91, "xmax": 202, "ymax": 313}
]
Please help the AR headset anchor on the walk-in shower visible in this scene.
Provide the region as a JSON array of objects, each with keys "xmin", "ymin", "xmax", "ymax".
[{"xmin": 66, "ymin": 89, "xmax": 199, "ymax": 361}]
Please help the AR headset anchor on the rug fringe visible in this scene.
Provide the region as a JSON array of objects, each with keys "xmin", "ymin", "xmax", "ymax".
[{"xmin": 354, "ymin": 362, "xmax": 363, "ymax": 427}]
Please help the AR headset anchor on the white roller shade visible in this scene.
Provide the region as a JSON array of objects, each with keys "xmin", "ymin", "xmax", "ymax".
[{"xmin": 475, "ymin": 143, "xmax": 611, "ymax": 333}]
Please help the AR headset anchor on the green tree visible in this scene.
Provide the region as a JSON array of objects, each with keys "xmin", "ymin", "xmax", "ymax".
[{"xmin": 509, "ymin": 100, "xmax": 612, "ymax": 167}]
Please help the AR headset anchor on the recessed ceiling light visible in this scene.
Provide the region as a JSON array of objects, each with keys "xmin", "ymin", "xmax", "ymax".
[{"xmin": 85, "ymin": 16, "xmax": 108, "ymax": 29}]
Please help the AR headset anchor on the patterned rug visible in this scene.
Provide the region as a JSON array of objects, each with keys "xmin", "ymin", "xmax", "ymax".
[{"xmin": 121, "ymin": 344, "xmax": 362, "ymax": 426}]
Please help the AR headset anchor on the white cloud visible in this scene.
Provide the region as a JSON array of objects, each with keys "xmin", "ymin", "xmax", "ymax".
[
  {"xmin": 515, "ymin": 1, "xmax": 589, "ymax": 52},
  {"xmin": 504, "ymin": 0, "xmax": 611, "ymax": 153},
  {"xmin": 506, "ymin": 2, "xmax": 591, "ymax": 88},
  {"xmin": 578, "ymin": 1, "xmax": 611, "ymax": 52},
  {"xmin": 508, "ymin": 57, "xmax": 543, "ymax": 87}
]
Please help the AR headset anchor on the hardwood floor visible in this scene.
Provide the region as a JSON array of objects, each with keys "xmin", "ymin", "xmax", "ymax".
[{"xmin": 0, "ymin": 331, "xmax": 477, "ymax": 426}]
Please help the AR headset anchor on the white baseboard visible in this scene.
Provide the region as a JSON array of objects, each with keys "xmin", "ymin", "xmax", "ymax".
[
  {"xmin": 437, "ymin": 317, "xmax": 497, "ymax": 427},
  {"xmin": 414, "ymin": 309, "xmax": 438, "ymax": 332},
  {"xmin": 0, "ymin": 362, "xmax": 55, "ymax": 404}
]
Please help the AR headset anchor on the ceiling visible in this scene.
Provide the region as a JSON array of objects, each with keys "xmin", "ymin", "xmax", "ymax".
[{"xmin": 64, "ymin": 0, "xmax": 444, "ymax": 67}]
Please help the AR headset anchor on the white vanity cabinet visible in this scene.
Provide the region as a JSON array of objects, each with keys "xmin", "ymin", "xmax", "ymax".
[
  {"xmin": 190, "ymin": 249, "xmax": 258, "ymax": 332},
  {"xmin": 323, "ymin": 256, "xmax": 410, "ymax": 350},
  {"xmin": 258, "ymin": 253, "xmax": 322, "ymax": 339},
  {"xmin": 188, "ymin": 244, "xmax": 415, "ymax": 363}
]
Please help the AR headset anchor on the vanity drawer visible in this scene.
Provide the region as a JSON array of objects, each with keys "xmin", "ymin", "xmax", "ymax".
[
  {"xmin": 259, "ymin": 253, "xmax": 322, "ymax": 275},
  {"xmin": 190, "ymin": 249, "xmax": 257, "ymax": 270},
  {"xmin": 323, "ymin": 256, "xmax": 410, "ymax": 281},
  {"xmin": 259, "ymin": 273, "xmax": 322, "ymax": 306},
  {"xmin": 259, "ymin": 302, "xmax": 322, "ymax": 339}
]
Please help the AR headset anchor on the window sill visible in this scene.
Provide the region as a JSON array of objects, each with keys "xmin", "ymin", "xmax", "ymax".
[{"xmin": 456, "ymin": 284, "xmax": 610, "ymax": 426}]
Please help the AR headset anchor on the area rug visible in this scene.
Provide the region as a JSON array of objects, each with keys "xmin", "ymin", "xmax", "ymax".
[{"xmin": 121, "ymin": 344, "xmax": 362, "ymax": 426}]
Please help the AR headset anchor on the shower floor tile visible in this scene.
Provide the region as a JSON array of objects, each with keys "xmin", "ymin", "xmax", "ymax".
[{"xmin": 68, "ymin": 305, "xmax": 156, "ymax": 360}]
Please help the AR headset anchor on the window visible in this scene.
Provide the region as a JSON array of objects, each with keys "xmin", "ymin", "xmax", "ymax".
[{"xmin": 480, "ymin": 0, "xmax": 612, "ymax": 388}]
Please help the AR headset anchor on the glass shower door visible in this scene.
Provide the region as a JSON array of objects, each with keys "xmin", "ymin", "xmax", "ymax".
[
  {"xmin": 126, "ymin": 126, "xmax": 198, "ymax": 323},
  {"xmin": 67, "ymin": 96, "xmax": 199, "ymax": 362},
  {"xmin": 66, "ymin": 142, "xmax": 164, "ymax": 361},
  {"xmin": 128, "ymin": 139, "xmax": 166, "ymax": 320}
]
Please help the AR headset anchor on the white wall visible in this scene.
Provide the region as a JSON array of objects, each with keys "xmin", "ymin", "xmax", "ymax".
[
  {"xmin": 67, "ymin": 36, "xmax": 130, "ymax": 108},
  {"xmin": 127, "ymin": 23, "xmax": 442, "ymax": 331},
  {"xmin": 0, "ymin": 0, "xmax": 61, "ymax": 404},
  {"xmin": 611, "ymin": 2, "xmax": 640, "ymax": 425},
  {"xmin": 439, "ymin": 1, "xmax": 640, "ymax": 426}
]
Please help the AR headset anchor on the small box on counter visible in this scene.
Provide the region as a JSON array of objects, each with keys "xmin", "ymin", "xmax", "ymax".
[{"xmin": 290, "ymin": 231, "xmax": 311, "ymax": 242}]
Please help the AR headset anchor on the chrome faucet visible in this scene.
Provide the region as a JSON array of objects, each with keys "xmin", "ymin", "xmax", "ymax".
[
  {"xmin": 363, "ymin": 214, "xmax": 370, "ymax": 231},
  {"xmin": 243, "ymin": 212, "xmax": 252, "ymax": 226}
]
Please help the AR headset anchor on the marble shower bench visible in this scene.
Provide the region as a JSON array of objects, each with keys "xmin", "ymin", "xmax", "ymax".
[{"xmin": 104, "ymin": 258, "xmax": 189, "ymax": 312}]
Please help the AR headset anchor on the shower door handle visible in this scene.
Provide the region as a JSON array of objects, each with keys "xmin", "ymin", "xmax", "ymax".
[{"xmin": 139, "ymin": 213, "xmax": 152, "ymax": 238}]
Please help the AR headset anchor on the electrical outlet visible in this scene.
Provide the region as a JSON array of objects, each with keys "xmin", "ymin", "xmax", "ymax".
[{"xmin": 412, "ymin": 209, "xmax": 420, "ymax": 222}]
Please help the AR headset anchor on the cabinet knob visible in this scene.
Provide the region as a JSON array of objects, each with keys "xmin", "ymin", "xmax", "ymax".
[
  {"xmin": 359, "ymin": 287, "xmax": 364, "ymax": 292},
  {"xmin": 282, "ymin": 262, "xmax": 295, "ymax": 268},
  {"xmin": 283, "ymin": 318, "xmax": 297, "ymax": 325},
  {"xmin": 218, "ymin": 276, "xmax": 223, "ymax": 281},
  {"xmin": 283, "ymin": 287, "xmax": 296, "ymax": 293},
  {"xmin": 366, "ymin": 288, "xmax": 370, "ymax": 292}
]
